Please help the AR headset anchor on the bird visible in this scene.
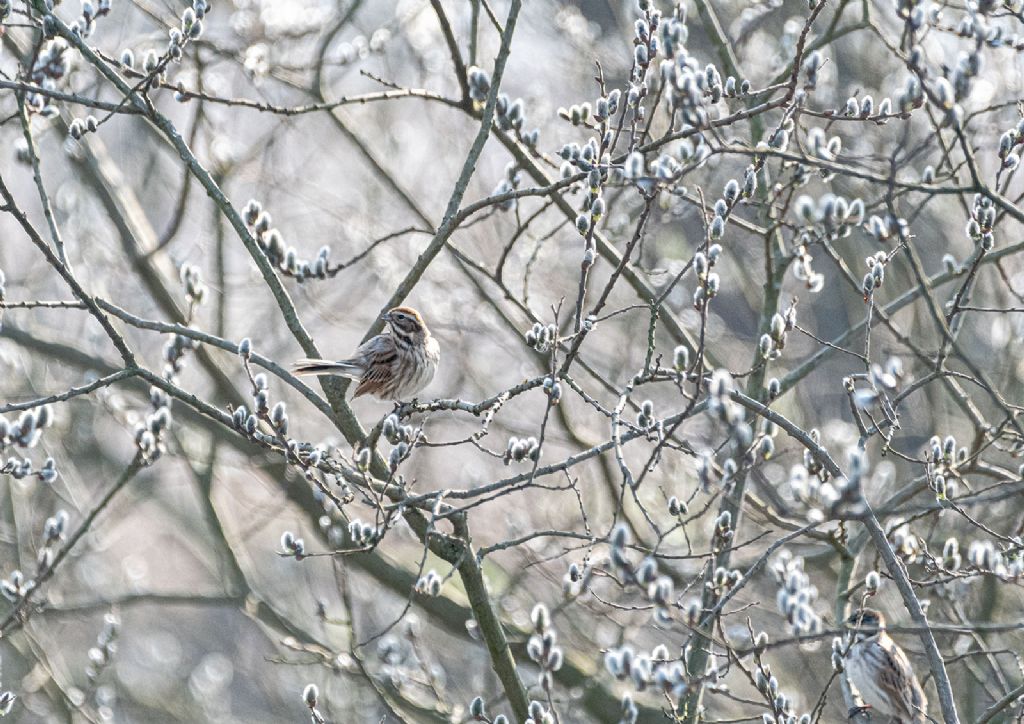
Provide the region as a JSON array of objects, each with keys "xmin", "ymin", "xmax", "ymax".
[
  {"xmin": 292, "ymin": 306, "xmax": 440, "ymax": 401},
  {"xmin": 844, "ymin": 608, "xmax": 928, "ymax": 724}
]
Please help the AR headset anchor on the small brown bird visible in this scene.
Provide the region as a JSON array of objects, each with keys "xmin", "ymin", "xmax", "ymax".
[
  {"xmin": 293, "ymin": 306, "xmax": 440, "ymax": 400},
  {"xmin": 844, "ymin": 608, "xmax": 928, "ymax": 724}
]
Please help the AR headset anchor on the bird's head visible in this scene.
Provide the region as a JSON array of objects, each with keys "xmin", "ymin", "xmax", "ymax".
[
  {"xmin": 383, "ymin": 306, "xmax": 429, "ymax": 341},
  {"xmin": 846, "ymin": 607, "xmax": 885, "ymax": 643}
]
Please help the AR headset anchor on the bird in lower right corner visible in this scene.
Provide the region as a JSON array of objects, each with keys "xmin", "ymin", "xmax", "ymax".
[{"xmin": 843, "ymin": 607, "xmax": 928, "ymax": 724}]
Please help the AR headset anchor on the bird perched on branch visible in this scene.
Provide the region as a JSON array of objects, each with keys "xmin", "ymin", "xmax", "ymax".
[
  {"xmin": 293, "ymin": 306, "xmax": 439, "ymax": 401},
  {"xmin": 844, "ymin": 607, "xmax": 928, "ymax": 724}
]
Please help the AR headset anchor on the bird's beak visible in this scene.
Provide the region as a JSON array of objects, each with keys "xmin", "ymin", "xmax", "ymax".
[{"xmin": 380, "ymin": 311, "xmax": 393, "ymax": 323}]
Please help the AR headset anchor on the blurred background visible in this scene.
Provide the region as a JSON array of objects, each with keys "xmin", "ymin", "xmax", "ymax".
[{"xmin": 1, "ymin": 0, "xmax": 1023, "ymax": 721}]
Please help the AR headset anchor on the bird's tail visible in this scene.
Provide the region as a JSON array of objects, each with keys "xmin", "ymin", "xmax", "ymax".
[{"xmin": 291, "ymin": 358, "xmax": 361, "ymax": 379}]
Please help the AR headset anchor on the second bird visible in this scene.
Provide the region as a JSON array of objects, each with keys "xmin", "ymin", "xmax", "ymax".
[
  {"xmin": 293, "ymin": 306, "xmax": 440, "ymax": 401},
  {"xmin": 844, "ymin": 607, "xmax": 928, "ymax": 724}
]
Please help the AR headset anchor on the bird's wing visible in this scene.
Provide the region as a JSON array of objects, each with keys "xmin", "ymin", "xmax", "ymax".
[
  {"xmin": 878, "ymin": 638, "xmax": 928, "ymax": 723},
  {"xmin": 352, "ymin": 334, "xmax": 398, "ymax": 398},
  {"xmin": 351, "ymin": 333, "xmax": 395, "ymax": 361}
]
